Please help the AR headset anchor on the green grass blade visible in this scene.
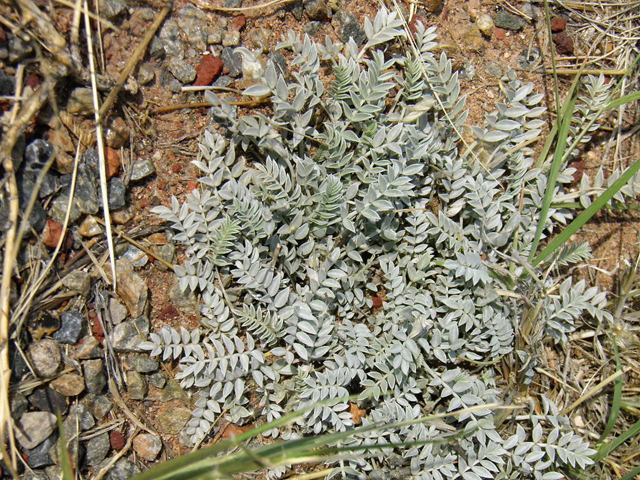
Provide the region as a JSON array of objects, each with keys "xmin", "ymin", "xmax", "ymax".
[
  {"xmin": 593, "ymin": 419, "xmax": 640, "ymax": 463},
  {"xmin": 529, "ymin": 94, "xmax": 578, "ymax": 260},
  {"xmin": 619, "ymin": 465, "xmax": 640, "ymax": 480},
  {"xmin": 533, "ymin": 157, "xmax": 640, "ymax": 266},
  {"xmin": 607, "ymin": 91, "xmax": 640, "ymax": 110}
]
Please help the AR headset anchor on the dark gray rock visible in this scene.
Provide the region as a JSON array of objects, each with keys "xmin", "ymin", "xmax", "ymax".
[
  {"xmin": 268, "ymin": 52, "xmax": 288, "ymax": 78},
  {"xmin": 53, "ymin": 311, "xmax": 86, "ymax": 344},
  {"xmin": 336, "ymin": 12, "xmax": 366, "ymax": 46},
  {"xmin": 126, "ymin": 354, "xmax": 159, "ymax": 373},
  {"xmin": 495, "ymin": 11, "xmax": 527, "ymax": 31},
  {"xmin": 83, "ymin": 359, "xmax": 107, "ymax": 394},
  {"xmin": 288, "ymin": 0, "xmax": 303, "ymax": 20},
  {"xmin": 224, "ymin": 0, "xmax": 242, "ymax": 7},
  {"xmin": 15, "ymin": 412, "xmax": 57, "ymax": 449},
  {"xmin": 177, "ymin": 6, "xmax": 209, "ymax": 50},
  {"xmin": 108, "ymin": 177, "xmax": 126, "ymax": 210},
  {"xmin": 101, "ymin": 458, "xmax": 141, "ymax": 480},
  {"xmin": 67, "ymin": 404, "xmax": 95, "ymax": 431},
  {"xmin": 213, "ymin": 75, "xmax": 233, "ymax": 88},
  {"xmin": 148, "ymin": 371, "xmax": 166, "ymax": 388},
  {"xmin": 27, "ymin": 388, "xmax": 67, "ymax": 415},
  {"xmin": 62, "ymin": 271, "xmax": 91, "ymax": 296},
  {"xmin": 0, "ymin": 69, "xmax": 14, "ymax": 96},
  {"xmin": 23, "ymin": 139, "xmax": 54, "ymax": 175},
  {"xmin": 101, "ymin": 0, "xmax": 127, "ymax": 19},
  {"xmin": 10, "ymin": 392, "xmax": 28, "ymax": 418},
  {"xmin": 50, "ymin": 194, "xmax": 82, "ymax": 224},
  {"xmin": 130, "ymin": 158, "xmax": 156, "ymax": 181},
  {"xmin": 81, "ymin": 394, "xmax": 113, "ymax": 420},
  {"xmin": 82, "ymin": 147, "xmax": 99, "ymax": 172},
  {"xmin": 167, "ymin": 58, "xmax": 196, "ymax": 83},
  {"xmin": 158, "ymin": 20, "xmax": 184, "ymax": 58},
  {"xmin": 109, "ymin": 298, "xmax": 128, "ymax": 324},
  {"xmin": 304, "ymin": 21, "xmax": 322, "ymax": 36},
  {"xmin": 221, "ymin": 47, "xmax": 243, "ymax": 78},
  {"xmin": 75, "ymin": 164, "xmax": 99, "ymax": 215},
  {"xmin": 304, "ymin": 0, "xmax": 328, "ymax": 21},
  {"xmin": 109, "ymin": 316, "xmax": 149, "ymax": 352},
  {"xmin": 25, "ymin": 433, "xmax": 57, "ymax": 468},
  {"xmin": 85, "ymin": 433, "xmax": 110, "ymax": 467},
  {"xmin": 126, "ymin": 370, "xmax": 147, "ymax": 400},
  {"xmin": 28, "ymin": 339, "xmax": 61, "ymax": 378},
  {"xmin": 11, "ymin": 345, "xmax": 29, "ymax": 380}
]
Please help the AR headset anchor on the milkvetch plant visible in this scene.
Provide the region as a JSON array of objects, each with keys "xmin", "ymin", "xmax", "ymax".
[{"xmin": 141, "ymin": 9, "xmax": 638, "ymax": 479}]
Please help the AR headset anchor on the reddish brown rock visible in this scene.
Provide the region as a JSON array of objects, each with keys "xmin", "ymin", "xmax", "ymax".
[
  {"xmin": 110, "ymin": 431, "xmax": 125, "ymax": 450},
  {"xmin": 105, "ymin": 147, "xmax": 120, "ymax": 179},
  {"xmin": 42, "ymin": 219, "xmax": 64, "ymax": 248},
  {"xmin": 194, "ymin": 55, "xmax": 223, "ymax": 86},
  {"xmin": 550, "ymin": 16, "xmax": 567, "ymax": 32},
  {"xmin": 553, "ymin": 32, "xmax": 574, "ymax": 54},
  {"xmin": 494, "ymin": 27, "xmax": 506, "ymax": 40},
  {"xmin": 230, "ymin": 14, "xmax": 246, "ymax": 31}
]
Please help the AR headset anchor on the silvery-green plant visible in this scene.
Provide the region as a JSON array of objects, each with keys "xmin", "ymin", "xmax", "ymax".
[{"xmin": 141, "ymin": 9, "xmax": 621, "ymax": 479}]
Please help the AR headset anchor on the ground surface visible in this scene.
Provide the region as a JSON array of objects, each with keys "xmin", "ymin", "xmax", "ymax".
[{"xmin": 1, "ymin": 0, "xmax": 639, "ymax": 478}]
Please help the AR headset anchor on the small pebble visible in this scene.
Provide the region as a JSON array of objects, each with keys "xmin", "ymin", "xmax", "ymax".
[
  {"xmin": 110, "ymin": 431, "xmax": 126, "ymax": 450},
  {"xmin": 27, "ymin": 388, "xmax": 67, "ymax": 415},
  {"xmin": 476, "ymin": 14, "xmax": 494, "ymax": 37},
  {"xmin": 304, "ymin": 0, "xmax": 329, "ymax": 21},
  {"xmin": 551, "ymin": 16, "xmax": 568, "ymax": 32},
  {"xmin": 133, "ymin": 433, "xmax": 162, "ymax": 461},
  {"xmin": 75, "ymin": 335, "xmax": 102, "ymax": 359},
  {"xmin": 78, "ymin": 215, "xmax": 103, "ymax": 237},
  {"xmin": 62, "ymin": 271, "xmax": 91, "ymax": 296},
  {"xmin": 15, "ymin": 412, "xmax": 57, "ymax": 449},
  {"xmin": 108, "ymin": 177, "xmax": 127, "ymax": 210},
  {"xmin": 156, "ymin": 407, "xmax": 192, "ymax": 435},
  {"xmin": 461, "ymin": 25, "xmax": 485, "ymax": 53},
  {"xmin": 494, "ymin": 11, "xmax": 526, "ymax": 31},
  {"xmin": 109, "ymin": 298, "xmax": 129, "ymax": 324},
  {"xmin": 82, "ymin": 393, "xmax": 113, "ymax": 420},
  {"xmin": 50, "ymin": 373, "xmax": 85, "ymax": 396},
  {"xmin": 109, "ymin": 316, "xmax": 149, "ymax": 352},
  {"xmin": 137, "ymin": 63, "xmax": 155, "ymax": 85},
  {"xmin": 24, "ymin": 433, "xmax": 57, "ymax": 468},
  {"xmin": 83, "ymin": 358, "xmax": 107, "ymax": 394},
  {"xmin": 130, "ymin": 158, "xmax": 156, "ymax": 181},
  {"xmin": 194, "ymin": 55, "xmax": 223, "ymax": 86},
  {"xmin": 41, "ymin": 219, "xmax": 64, "ymax": 248},
  {"xmin": 167, "ymin": 58, "xmax": 197, "ymax": 84},
  {"xmin": 553, "ymin": 31, "xmax": 574, "ymax": 54},
  {"xmin": 222, "ymin": 31, "xmax": 241, "ymax": 47},
  {"xmin": 221, "ymin": 47, "xmax": 243, "ymax": 78},
  {"xmin": 85, "ymin": 433, "xmax": 110, "ymax": 467},
  {"xmin": 126, "ymin": 354, "xmax": 159, "ymax": 373},
  {"xmin": 106, "ymin": 117, "xmax": 129, "ymax": 149},
  {"xmin": 53, "ymin": 311, "xmax": 86, "ymax": 344},
  {"xmin": 28, "ymin": 339, "xmax": 61, "ymax": 378}
]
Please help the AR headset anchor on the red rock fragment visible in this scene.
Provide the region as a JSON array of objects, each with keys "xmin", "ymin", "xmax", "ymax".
[
  {"xmin": 171, "ymin": 163, "xmax": 183, "ymax": 173},
  {"xmin": 230, "ymin": 14, "xmax": 246, "ymax": 31},
  {"xmin": 42, "ymin": 219, "xmax": 64, "ymax": 248},
  {"xmin": 371, "ymin": 296, "xmax": 383, "ymax": 309},
  {"xmin": 110, "ymin": 431, "xmax": 126, "ymax": 450},
  {"xmin": 553, "ymin": 32, "xmax": 574, "ymax": 54},
  {"xmin": 186, "ymin": 180, "xmax": 199, "ymax": 192},
  {"xmin": 550, "ymin": 16, "xmax": 567, "ymax": 32},
  {"xmin": 194, "ymin": 55, "xmax": 224, "ymax": 86},
  {"xmin": 105, "ymin": 147, "xmax": 121, "ymax": 179},
  {"xmin": 494, "ymin": 27, "xmax": 506, "ymax": 40}
]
